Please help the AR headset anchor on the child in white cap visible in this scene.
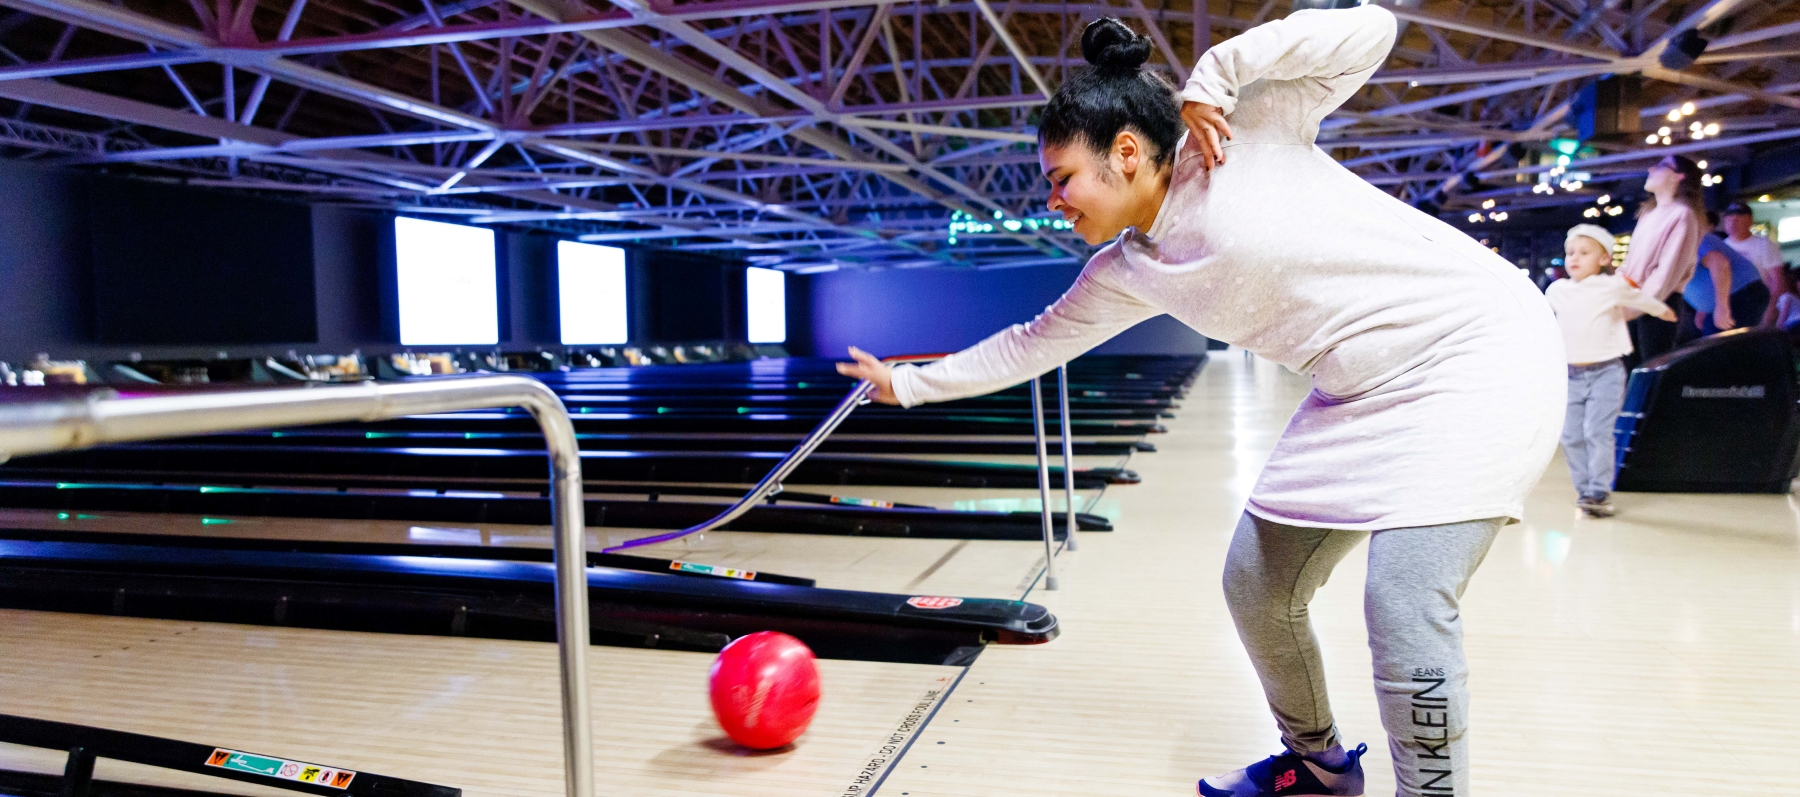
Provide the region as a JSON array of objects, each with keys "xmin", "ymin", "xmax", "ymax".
[{"xmin": 1545, "ymin": 224, "xmax": 1676, "ymax": 517}]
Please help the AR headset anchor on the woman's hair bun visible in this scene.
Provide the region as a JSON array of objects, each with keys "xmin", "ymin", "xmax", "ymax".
[{"xmin": 1081, "ymin": 17, "xmax": 1152, "ymax": 72}]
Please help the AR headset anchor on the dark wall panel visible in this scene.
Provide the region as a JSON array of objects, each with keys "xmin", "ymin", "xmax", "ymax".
[
  {"xmin": 800, "ymin": 264, "xmax": 1210, "ymax": 358},
  {"xmin": 0, "ymin": 161, "xmax": 93, "ymax": 363},
  {"xmin": 506, "ymin": 231, "xmax": 560, "ymax": 347},
  {"xmin": 312, "ymin": 205, "xmax": 388, "ymax": 349},
  {"xmin": 633, "ymin": 249, "xmax": 742, "ymax": 343},
  {"xmin": 89, "ymin": 177, "xmax": 316, "ymax": 345}
]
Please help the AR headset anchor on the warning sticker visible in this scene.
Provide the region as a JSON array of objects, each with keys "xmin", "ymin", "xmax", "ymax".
[
  {"xmin": 905, "ymin": 596, "xmax": 964, "ymax": 610},
  {"xmin": 830, "ymin": 496, "xmax": 895, "ymax": 509},
  {"xmin": 839, "ymin": 673, "xmax": 958, "ymax": 796},
  {"xmin": 670, "ymin": 560, "xmax": 757, "ymax": 580},
  {"xmin": 205, "ymin": 748, "xmax": 355, "ymax": 789}
]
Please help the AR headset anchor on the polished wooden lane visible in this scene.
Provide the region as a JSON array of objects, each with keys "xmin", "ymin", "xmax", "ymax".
[
  {"xmin": 879, "ymin": 350, "xmax": 1800, "ymax": 796},
  {"xmin": 0, "ymin": 610, "xmax": 962, "ymax": 797},
  {"xmin": 0, "ymin": 504, "xmax": 1067, "ymax": 599}
]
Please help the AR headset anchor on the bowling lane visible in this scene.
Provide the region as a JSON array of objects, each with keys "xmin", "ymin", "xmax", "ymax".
[
  {"xmin": 0, "ymin": 610, "xmax": 962, "ymax": 797},
  {"xmin": 0, "ymin": 507, "xmax": 1061, "ymax": 598}
]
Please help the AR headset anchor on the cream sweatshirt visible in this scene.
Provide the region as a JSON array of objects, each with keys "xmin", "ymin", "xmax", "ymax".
[
  {"xmin": 889, "ymin": 5, "xmax": 1566, "ymax": 530},
  {"xmin": 1544, "ymin": 273, "xmax": 1670, "ymax": 364}
]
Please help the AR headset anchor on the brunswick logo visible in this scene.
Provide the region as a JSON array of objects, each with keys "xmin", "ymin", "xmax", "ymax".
[{"xmin": 1681, "ymin": 385, "xmax": 1765, "ymax": 398}]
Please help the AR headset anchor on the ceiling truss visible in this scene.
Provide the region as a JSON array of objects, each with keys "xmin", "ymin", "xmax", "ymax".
[{"xmin": 0, "ymin": 0, "xmax": 1795, "ymax": 270}]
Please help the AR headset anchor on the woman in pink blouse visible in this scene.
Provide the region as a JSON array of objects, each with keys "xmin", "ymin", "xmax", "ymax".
[{"xmin": 1618, "ymin": 155, "xmax": 1706, "ymax": 365}]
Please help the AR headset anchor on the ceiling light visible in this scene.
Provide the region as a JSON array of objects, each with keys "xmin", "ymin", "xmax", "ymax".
[
  {"xmin": 1645, "ymin": 134, "xmax": 1660, "ymax": 145},
  {"xmin": 1597, "ymin": 194, "xmax": 1611, "ymax": 205},
  {"xmin": 1697, "ymin": 160, "xmax": 1708, "ymax": 169},
  {"xmin": 1704, "ymin": 123, "xmax": 1720, "ymax": 136},
  {"xmin": 1667, "ymin": 109, "xmax": 1683, "ymax": 121},
  {"xmin": 1662, "ymin": 136, "xmax": 1672, "ymax": 145},
  {"xmin": 1760, "ymin": 194, "xmax": 1773, "ymax": 202},
  {"xmin": 1468, "ymin": 213, "xmax": 1483, "ymax": 223},
  {"xmin": 1681, "ymin": 101, "xmax": 1697, "ymax": 116},
  {"xmin": 1482, "ymin": 199, "xmax": 1496, "ymax": 209}
]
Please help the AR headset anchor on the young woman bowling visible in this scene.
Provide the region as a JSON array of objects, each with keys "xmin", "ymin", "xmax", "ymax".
[{"xmin": 837, "ymin": 6, "xmax": 1563, "ymax": 796}]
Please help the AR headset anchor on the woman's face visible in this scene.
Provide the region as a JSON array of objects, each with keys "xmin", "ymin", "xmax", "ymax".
[
  {"xmin": 1039, "ymin": 137, "xmax": 1148, "ymax": 245},
  {"xmin": 1645, "ymin": 161, "xmax": 1681, "ymax": 194}
]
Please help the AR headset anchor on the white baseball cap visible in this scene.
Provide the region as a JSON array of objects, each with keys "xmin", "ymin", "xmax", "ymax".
[{"xmin": 1566, "ymin": 223, "xmax": 1616, "ymax": 255}]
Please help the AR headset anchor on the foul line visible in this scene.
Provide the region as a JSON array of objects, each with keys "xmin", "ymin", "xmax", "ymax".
[{"xmin": 845, "ymin": 664, "xmax": 972, "ymax": 797}]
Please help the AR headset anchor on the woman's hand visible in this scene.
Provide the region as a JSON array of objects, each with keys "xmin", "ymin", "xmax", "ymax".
[
  {"xmin": 834, "ymin": 347, "xmax": 900, "ymax": 405},
  {"xmin": 1180, "ymin": 101, "xmax": 1232, "ymax": 171},
  {"xmin": 1657, "ymin": 307, "xmax": 1677, "ymax": 323}
]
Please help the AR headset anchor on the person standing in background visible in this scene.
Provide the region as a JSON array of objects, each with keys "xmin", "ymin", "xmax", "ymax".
[
  {"xmin": 1720, "ymin": 202, "xmax": 1787, "ymax": 326},
  {"xmin": 1546, "ymin": 224, "xmax": 1675, "ymax": 519},
  {"xmin": 1680, "ymin": 212, "xmax": 1768, "ymax": 343},
  {"xmin": 1770, "ymin": 266, "xmax": 1800, "ymax": 333},
  {"xmin": 1618, "ymin": 156, "xmax": 1704, "ymax": 365}
]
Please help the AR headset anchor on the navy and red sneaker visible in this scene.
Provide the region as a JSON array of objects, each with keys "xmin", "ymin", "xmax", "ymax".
[{"xmin": 1196, "ymin": 743, "xmax": 1367, "ymax": 797}]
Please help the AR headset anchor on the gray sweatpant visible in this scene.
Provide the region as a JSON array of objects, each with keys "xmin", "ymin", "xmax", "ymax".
[{"xmin": 1222, "ymin": 511, "xmax": 1502, "ymax": 797}]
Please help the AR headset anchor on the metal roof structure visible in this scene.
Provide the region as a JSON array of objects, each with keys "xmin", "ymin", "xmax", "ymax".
[{"xmin": 0, "ymin": 0, "xmax": 1795, "ymax": 270}]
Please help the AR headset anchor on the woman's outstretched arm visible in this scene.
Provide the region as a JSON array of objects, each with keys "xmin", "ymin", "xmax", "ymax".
[{"xmin": 837, "ymin": 265, "xmax": 1158, "ymax": 407}]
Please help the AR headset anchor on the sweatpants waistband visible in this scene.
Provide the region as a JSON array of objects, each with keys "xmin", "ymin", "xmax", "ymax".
[{"xmin": 1568, "ymin": 358, "xmax": 1624, "ymax": 374}]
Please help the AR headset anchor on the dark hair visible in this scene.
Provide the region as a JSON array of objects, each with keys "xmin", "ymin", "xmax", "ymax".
[
  {"xmin": 1038, "ymin": 18, "xmax": 1183, "ymax": 170},
  {"xmin": 1640, "ymin": 154, "xmax": 1706, "ymax": 219}
]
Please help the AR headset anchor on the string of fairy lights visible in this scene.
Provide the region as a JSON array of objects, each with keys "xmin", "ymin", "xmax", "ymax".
[
  {"xmin": 1646, "ymin": 102, "xmax": 1720, "ymax": 146},
  {"xmin": 1468, "ymin": 110, "xmax": 1730, "ymax": 227}
]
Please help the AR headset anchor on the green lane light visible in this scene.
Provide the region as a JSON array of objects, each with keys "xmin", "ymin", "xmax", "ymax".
[
  {"xmin": 200, "ymin": 518, "xmax": 234, "ymax": 525},
  {"xmin": 56, "ymin": 512, "xmax": 69, "ymax": 520},
  {"xmin": 948, "ymin": 209, "xmax": 1073, "ymax": 245},
  {"xmin": 77, "ymin": 514, "xmax": 101, "ymax": 520},
  {"xmin": 1550, "ymin": 138, "xmax": 1581, "ymax": 156}
]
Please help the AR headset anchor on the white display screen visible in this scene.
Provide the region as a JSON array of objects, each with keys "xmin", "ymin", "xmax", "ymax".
[
  {"xmin": 557, "ymin": 241, "xmax": 630, "ymax": 345},
  {"xmin": 1779, "ymin": 216, "xmax": 1800, "ymax": 244},
  {"xmin": 745, "ymin": 267, "xmax": 786, "ymax": 344},
  {"xmin": 394, "ymin": 217, "xmax": 499, "ymax": 346}
]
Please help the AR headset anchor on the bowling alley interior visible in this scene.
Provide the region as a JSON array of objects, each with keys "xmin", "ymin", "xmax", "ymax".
[{"xmin": 2, "ymin": 1, "xmax": 1799, "ymax": 796}]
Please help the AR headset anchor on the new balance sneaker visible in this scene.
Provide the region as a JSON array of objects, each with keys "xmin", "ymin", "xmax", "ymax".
[{"xmin": 1197, "ymin": 743, "xmax": 1367, "ymax": 797}]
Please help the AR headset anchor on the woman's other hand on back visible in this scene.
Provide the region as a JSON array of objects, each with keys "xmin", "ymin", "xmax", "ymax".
[
  {"xmin": 835, "ymin": 347, "xmax": 900, "ymax": 405},
  {"xmin": 1180, "ymin": 101, "xmax": 1231, "ymax": 171}
]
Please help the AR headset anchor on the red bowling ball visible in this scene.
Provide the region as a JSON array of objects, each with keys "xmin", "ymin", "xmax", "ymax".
[{"xmin": 708, "ymin": 631, "xmax": 821, "ymax": 750}]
